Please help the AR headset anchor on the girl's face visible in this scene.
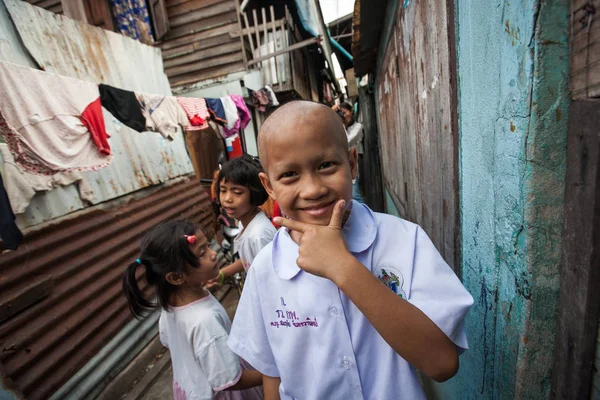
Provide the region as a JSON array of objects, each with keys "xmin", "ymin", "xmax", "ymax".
[
  {"xmin": 186, "ymin": 230, "xmax": 219, "ymax": 287},
  {"xmin": 219, "ymin": 179, "xmax": 253, "ymax": 220}
]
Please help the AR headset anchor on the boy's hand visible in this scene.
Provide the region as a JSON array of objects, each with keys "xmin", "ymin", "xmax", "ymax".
[{"xmin": 274, "ymin": 200, "xmax": 354, "ymax": 281}]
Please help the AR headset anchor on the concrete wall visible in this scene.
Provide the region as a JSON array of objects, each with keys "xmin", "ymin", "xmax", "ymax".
[{"xmin": 432, "ymin": 0, "xmax": 569, "ymax": 398}]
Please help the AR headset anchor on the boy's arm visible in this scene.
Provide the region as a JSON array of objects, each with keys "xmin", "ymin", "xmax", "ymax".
[
  {"xmin": 335, "ymin": 257, "xmax": 458, "ymax": 381},
  {"xmin": 263, "ymin": 375, "xmax": 281, "ymax": 400},
  {"xmin": 274, "ymin": 201, "xmax": 459, "ymax": 382}
]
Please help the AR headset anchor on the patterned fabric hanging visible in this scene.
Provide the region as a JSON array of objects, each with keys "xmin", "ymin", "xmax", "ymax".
[{"xmin": 110, "ymin": 0, "xmax": 154, "ymax": 44}]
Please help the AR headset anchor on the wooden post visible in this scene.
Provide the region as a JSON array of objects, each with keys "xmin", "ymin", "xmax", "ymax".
[
  {"xmin": 261, "ymin": 7, "xmax": 271, "ymax": 86},
  {"xmin": 358, "ymin": 80, "xmax": 385, "ymax": 212},
  {"xmin": 242, "ymin": 12, "xmax": 256, "ymax": 63},
  {"xmin": 270, "ymin": 6, "xmax": 281, "ymax": 91},
  {"xmin": 551, "ymin": 99, "xmax": 600, "ymax": 399},
  {"xmin": 280, "ymin": 19, "xmax": 289, "ymax": 87},
  {"xmin": 234, "ymin": 0, "xmax": 248, "ymax": 69},
  {"xmin": 252, "ymin": 8, "xmax": 263, "ymax": 85}
]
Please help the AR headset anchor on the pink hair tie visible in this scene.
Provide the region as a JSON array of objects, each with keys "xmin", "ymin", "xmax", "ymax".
[{"xmin": 184, "ymin": 235, "xmax": 196, "ymax": 244}]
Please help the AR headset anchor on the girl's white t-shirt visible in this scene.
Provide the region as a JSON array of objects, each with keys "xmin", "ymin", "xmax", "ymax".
[
  {"xmin": 234, "ymin": 211, "xmax": 277, "ymax": 271},
  {"xmin": 158, "ymin": 293, "xmax": 263, "ymax": 400}
]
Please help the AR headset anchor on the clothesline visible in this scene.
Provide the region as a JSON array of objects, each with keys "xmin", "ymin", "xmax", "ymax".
[
  {"xmin": 0, "ymin": 60, "xmax": 279, "ymax": 177},
  {"xmin": 0, "ymin": 60, "xmax": 281, "ymax": 249}
]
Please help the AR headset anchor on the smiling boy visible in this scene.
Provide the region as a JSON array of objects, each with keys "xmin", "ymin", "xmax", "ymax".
[{"xmin": 228, "ymin": 101, "xmax": 473, "ymax": 399}]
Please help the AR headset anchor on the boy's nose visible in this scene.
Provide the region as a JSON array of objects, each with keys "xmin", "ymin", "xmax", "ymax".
[{"xmin": 300, "ymin": 175, "xmax": 327, "ymax": 199}]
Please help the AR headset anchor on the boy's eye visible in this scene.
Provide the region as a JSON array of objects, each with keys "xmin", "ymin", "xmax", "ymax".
[
  {"xmin": 279, "ymin": 171, "xmax": 297, "ymax": 179},
  {"xmin": 233, "ymin": 191, "xmax": 243, "ymax": 195},
  {"xmin": 319, "ymin": 161, "xmax": 335, "ymax": 170}
]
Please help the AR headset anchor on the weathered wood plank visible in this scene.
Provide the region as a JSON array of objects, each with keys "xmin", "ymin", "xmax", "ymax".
[
  {"xmin": 551, "ymin": 99, "xmax": 600, "ymax": 400},
  {"xmin": 164, "ymin": 40, "xmax": 240, "ymax": 68},
  {"xmin": 169, "ymin": 1, "xmax": 235, "ymax": 28},
  {"xmin": 159, "ymin": 22, "xmax": 238, "ymax": 50},
  {"xmin": 165, "ymin": 51, "xmax": 243, "ymax": 77},
  {"xmin": 167, "ymin": 0, "xmax": 226, "ymax": 17},
  {"xmin": 162, "ymin": 33, "xmax": 233, "ymax": 59},
  {"xmin": 164, "ymin": 11, "xmax": 237, "ymax": 41},
  {"xmin": 169, "ymin": 61, "xmax": 245, "ymax": 87}
]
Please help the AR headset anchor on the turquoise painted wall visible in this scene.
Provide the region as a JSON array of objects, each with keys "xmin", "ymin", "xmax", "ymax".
[{"xmin": 431, "ymin": 0, "xmax": 569, "ymax": 398}]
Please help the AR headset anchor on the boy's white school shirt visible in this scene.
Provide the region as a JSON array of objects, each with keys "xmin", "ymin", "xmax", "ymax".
[{"xmin": 228, "ymin": 201, "xmax": 474, "ymax": 400}]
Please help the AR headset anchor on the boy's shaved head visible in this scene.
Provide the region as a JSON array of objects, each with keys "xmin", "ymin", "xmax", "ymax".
[{"xmin": 258, "ymin": 101, "xmax": 348, "ymax": 171}]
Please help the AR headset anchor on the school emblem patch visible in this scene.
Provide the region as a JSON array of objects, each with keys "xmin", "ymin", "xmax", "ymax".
[{"xmin": 377, "ymin": 267, "xmax": 407, "ymax": 298}]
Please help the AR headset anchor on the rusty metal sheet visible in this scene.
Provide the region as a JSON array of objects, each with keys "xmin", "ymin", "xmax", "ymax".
[
  {"xmin": 0, "ymin": 178, "xmax": 215, "ymax": 399},
  {"xmin": 3, "ymin": 0, "xmax": 195, "ymax": 230},
  {"xmin": 375, "ymin": 1, "xmax": 459, "ymax": 269}
]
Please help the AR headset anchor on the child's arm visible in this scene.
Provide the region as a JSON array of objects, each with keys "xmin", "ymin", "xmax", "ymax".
[
  {"xmin": 220, "ymin": 259, "xmax": 244, "ymax": 278},
  {"xmin": 274, "ymin": 201, "xmax": 459, "ymax": 382},
  {"xmin": 206, "ymin": 259, "xmax": 244, "ymax": 288},
  {"xmin": 263, "ymin": 375, "xmax": 281, "ymax": 400},
  {"xmin": 224, "ymin": 369, "xmax": 263, "ymax": 391}
]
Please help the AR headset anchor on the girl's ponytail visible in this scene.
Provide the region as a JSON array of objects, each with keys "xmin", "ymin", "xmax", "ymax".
[{"xmin": 122, "ymin": 259, "xmax": 156, "ymax": 319}]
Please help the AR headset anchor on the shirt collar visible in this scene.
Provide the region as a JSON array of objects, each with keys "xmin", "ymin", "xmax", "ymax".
[{"xmin": 272, "ymin": 200, "xmax": 377, "ymax": 280}]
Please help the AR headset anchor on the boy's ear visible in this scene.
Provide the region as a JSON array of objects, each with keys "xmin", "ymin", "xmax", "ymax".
[
  {"xmin": 259, "ymin": 172, "xmax": 276, "ymax": 201},
  {"xmin": 165, "ymin": 272, "xmax": 185, "ymax": 286},
  {"xmin": 348, "ymin": 147, "xmax": 358, "ymax": 180}
]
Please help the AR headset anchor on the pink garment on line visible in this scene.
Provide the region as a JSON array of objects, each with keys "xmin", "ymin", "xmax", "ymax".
[
  {"xmin": 177, "ymin": 97, "xmax": 210, "ymax": 130},
  {"xmin": 0, "ymin": 61, "xmax": 111, "ymax": 176},
  {"xmin": 222, "ymin": 95, "xmax": 251, "ymax": 137}
]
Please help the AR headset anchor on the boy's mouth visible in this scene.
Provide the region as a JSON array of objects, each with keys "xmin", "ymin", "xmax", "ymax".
[
  {"xmin": 223, "ymin": 207, "xmax": 236, "ymax": 216},
  {"xmin": 299, "ymin": 200, "xmax": 336, "ymax": 217}
]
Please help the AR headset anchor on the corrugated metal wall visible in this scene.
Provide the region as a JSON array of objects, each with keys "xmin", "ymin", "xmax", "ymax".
[
  {"xmin": 0, "ymin": 179, "xmax": 215, "ymax": 399},
  {"xmin": 375, "ymin": 0, "xmax": 459, "ymax": 269},
  {"xmin": 158, "ymin": 0, "xmax": 245, "ymax": 88},
  {"xmin": 2, "ymin": 0, "xmax": 195, "ymax": 230}
]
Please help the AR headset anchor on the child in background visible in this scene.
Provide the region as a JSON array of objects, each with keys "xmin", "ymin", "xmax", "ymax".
[
  {"xmin": 122, "ymin": 220, "xmax": 263, "ymax": 400},
  {"xmin": 227, "ymin": 101, "xmax": 474, "ymax": 399},
  {"xmin": 208, "ymin": 155, "xmax": 276, "ymax": 287}
]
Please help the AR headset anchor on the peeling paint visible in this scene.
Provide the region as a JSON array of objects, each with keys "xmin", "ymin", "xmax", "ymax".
[{"xmin": 435, "ymin": 0, "xmax": 569, "ymax": 398}]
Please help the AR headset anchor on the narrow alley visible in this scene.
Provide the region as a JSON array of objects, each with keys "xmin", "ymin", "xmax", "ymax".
[{"xmin": 0, "ymin": 0, "xmax": 598, "ymax": 400}]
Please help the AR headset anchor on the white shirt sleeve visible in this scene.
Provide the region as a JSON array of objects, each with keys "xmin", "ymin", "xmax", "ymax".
[
  {"xmin": 158, "ymin": 312, "xmax": 169, "ymax": 349},
  {"xmin": 346, "ymin": 122, "xmax": 364, "ymax": 149},
  {"xmin": 407, "ymin": 227, "xmax": 474, "ymax": 351},
  {"xmin": 248, "ymin": 233, "xmax": 275, "ymax": 267},
  {"xmin": 228, "ymin": 263, "xmax": 280, "ymax": 377},
  {"xmin": 194, "ymin": 322, "xmax": 242, "ymax": 391}
]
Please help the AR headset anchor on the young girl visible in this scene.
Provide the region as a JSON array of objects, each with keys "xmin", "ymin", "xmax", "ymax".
[
  {"xmin": 122, "ymin": 220, "xmax": 263, "ymax": 400},
  {"xmin": 210, "ymin": 155, "xmax": 276, "ymax": 286}
]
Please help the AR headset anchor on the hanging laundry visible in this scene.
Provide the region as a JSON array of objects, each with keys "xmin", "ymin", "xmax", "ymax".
[
  {"xmin": 99, "ymin": 84, "xmax": 146, "ymax": 132},
  {"xmin": 222, "ymin": 95, "xmax": 252, "ymax": 137},
  {"xmin": 81, "ymin": 98, "xmax": 110, "ymax": 155},
  {"xmin": 177, "ymin": 97, "xmax": 210, "ymax": 130},
  {"xmin": 136, "ymin": 93, "xmax": 188, "ymax": 140},
  {"xmin": 205, "ymin": 98, "xmax": 228, "ymax": 125},
  {"xmin": 0, "ymin": 171, "xmax": 23, "ymax": 250},
  {"xmin": 250, "ymin": 88, "xmax": 270, "ymax": 112},
  {"xmin": 0, "ymin": 61, "xmax": 112, "ymax": 176},
  {"xmin": 109, "ymin": 0, "xmax": 154, "ymax": 44},
  {"xmin": 220, "ymin": 96, "xmax": 239, "ymax": 130},
  {"xmin": 264, "ymin": 85, "xmax": 280, "ymax": 106},
  {"xmin": 0, "ymin": 144, "xmax": 93, "ymax": 215}
]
